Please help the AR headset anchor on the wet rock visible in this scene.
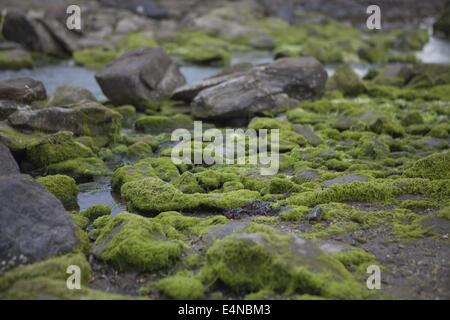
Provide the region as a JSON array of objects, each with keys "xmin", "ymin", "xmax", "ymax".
[
  {"xmin": 202, "ymin": 221, "xmax": 247, "ymax": 244},
  {"xmin": 191, "ymin": 57, "xmax": 327, "ymax": 120},
  {"xmin": 296, "ymin": 170, "xmax": 322, "ymax": 181},
  {"xmin": 293, "ymin": 124, "xmax": 323, "ymax": 146},
  {"xmin": 223, "ymin": 200, "xmax": 279, "ymax": 220},
  {"xmin": 322, "ymin": 174, "xmax": 368, "ymax": 187},
  {"xmin": 7, "ymin": 101, "xmax": 121, "ymax": 143},
  {"xmin": 172, "ymin": 73, "xmax": 241, "ymax": 103},
  {"xmin": 47, "ymin": 85, "xmax": 97, "ymax": 107},
  {"xmin": 308, "ymin": 205, "xmax": 322, "ymax": 221},
  {"xmin": 1, "ymin": 10, "xmax": 64, "ymax": 55},
  {"xmin": 95, "ymin": 48, "xmax": 186, "ymax": 112},
  {"xmin": 0, "ymin": 101, "xmax": 31, "ymax": 121},
  {"xmin": 0, "ymin": 42, "xmax": 33, "ymax": 70},
  {"xmin": 0, "ymin": 78, "xmax": 46, "ymax": 104},
  {"xmin": 0, "ymin": 174, "xmax": 79, "ymax": 272},
  {"xmin": 0, "ymin": 142, "xmax": 20, "ymax": 176}
]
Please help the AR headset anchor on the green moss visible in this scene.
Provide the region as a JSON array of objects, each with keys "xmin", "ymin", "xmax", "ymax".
[
  {"xmin": 127, "ymin": 142, "xmax": 153, "ymax": 159},
  {"xmin": 156, "ymin": 274, "xmax": 204, "ymax": 300},
  {"xmin": 82, "ymin": 205, "xmax": 111, "ymax": 220},
  {"xmin": 286, "ymin": 181, "xmax": 401, "ymax": 207},
  {"xmin": 46, "ymin": 157, "xmax": 108, "ymax": 182},
  {"xmin": 122, "ymin": 177, "xmax": 260, "ymax": 214},
  {"xmin": 135, "ymin": 114, "xmax": 193, "ymax": 132},
  {"xmin": 71, "ymin": 213, "xmax": 89, "ymax": 230},
  {"xmin": 147, "ymin": 157, "xmax": 181, "ymax": 182},
  {"xmin": 327, "ymin": 64, "xmax": 366, "ymax": 96},
  {"xmin": 26, "ymin": 132, "xmax": 94, "ymax": 168},
  {"xmin": 428, "ymin": 123, "xmax": 450, "ymax": 138},
  {"xmin": 0, "ymin": 50, "xmax": 34, "ymax": 70},
  {"xmin": 0, "ymin": 123, "xmax": 46, "ymax": 151},
  {"xmin": 403, "ymin": 151, "xmax": 449, "ymax": 179},
  {"xmin": 125, "ymin": 32, "xmax": 157, "ymax": 50},
  {"xmin": 37, "ymin": 175, "xmax": 79, "ymax": 208},
  {"xmin": 93, "ymin": 212, "xmax": 185, "ymax": 271},
  {"xmin": 73, "ymin": 49, "xmax": 120, "ymax": 70},
  {"xmin": 269, "ymin": 177, "xmax": 302, "ymax": 194},
  {"xmin": 401, "ymin": 111, "xmax": 424, "ymax": 126},
  {"xmin": 199, "ymin": 225, "xmax": 368, "ymax": 299},
  {"xmin": 75, "ymin": 136, "xmax": 99, "ymax": 153},
  {"xmin": 280, "ymin": 206, "xmax": 310, "ymax": 222},
  {"xmin": 93, "ymin": 215, "xmax": 112, "ymax": 229},
  {"xmin": 74, "ymin": 227, "xmax": 91, "ymax": 254},
  {"xmin": 111, "ymin": 159, "xmax": 157, "ymax": 191},
  {"xmin": 0, "ymin": 253, "xmax": 90, "ymax": 293},
  {"xmin": 436, "ymin": 206, "xmax": 450, "ymax": 220}
]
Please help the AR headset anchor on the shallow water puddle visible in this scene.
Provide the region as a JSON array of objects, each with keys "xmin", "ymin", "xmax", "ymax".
[{"xmin": 76, "ymin": 177, "xmax": 127, "ymax": 217}]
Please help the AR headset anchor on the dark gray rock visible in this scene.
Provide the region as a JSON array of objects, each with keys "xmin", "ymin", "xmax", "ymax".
[
  {"xmin": 191, "ymin": 57, "xmax": 327, "ymax": 120},
  {"xmin": 95, "ymin": 48, "xmax": 186, "ymax": 112},
  {"xmin": 47, "ymin": 85, "xmax": 97, "ymax": 107},
  {"xmin": 308, "ymin": 205, "xmax": 322, "ymax": 221},
  {"xmin": 322, "ymin": 174, "xmax": 368, "ymax": 187},
  {"xmin": 1, "ymin": 10, "xmax": 64, "ymax": 55},
  {"xmin": 0, "ymin": 101, "xmax": 31, "ymax": 121},
  {"xmin": 296, "ymin": 170, "xmax": 322, "ymax": 181},
  {"xmin": 0, "ymin": 142, "xmax": 20, "ymax": 176},
  {"xmin": 0, "ymin": 174, "xmax": 79, "ymax": 273},
  {"xmin": 0, "ymin": 78, "xmax": 47, "ymax": 104},
  {"xmin": 293, "ymin": 124, "xmax": 323, "ymax": 146},
  {"xmin": 7, "ymin": 101, "xmax": 121, "ymax": 142}
]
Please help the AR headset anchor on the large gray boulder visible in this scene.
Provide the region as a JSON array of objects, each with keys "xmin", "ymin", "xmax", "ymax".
[
  {"xmin": 95, "ymin": 48, "xmax": 186, "ymax": 112},
  {"xmin": 174, "ymin": 57, "xmax": 328, "ymax": 120},
  {"xmin": 0, "ymin": 78, "xmax": 47, "ymax": 104},
  {"xmin": 0, "ymin": 174, "xmax": 79, "ymax": 273},
  {"xmin": 7, "ymin": 101, "xmax": 121, "ymax": 143},
  {"xmin": 1, "ymin": 10, "xmax": 65, "ymax": 55},
  {"xmin": 0, "ymin": 142, "xmax": 20, "ymax": 176}
]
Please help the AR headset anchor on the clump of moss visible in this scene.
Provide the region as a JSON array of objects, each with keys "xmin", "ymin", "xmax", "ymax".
[
  {"xmin": 199, "ymin": 225, "xmax": 368, "ymax": 299},
  {"xmin": 37, "ymin": 175, "xmax": 79, "ymax": 208},
  {"xmin": 0, "ymin": 253, "xmax": 90, "ymax": 293},
  {"xmin": 26, "ymin": 131, "xmax": 94, "ymax": 168},
  {"xmin": 46, "ymin": 157, "xmax": 109, "ymax": 182},
  {"xmin": 280, "ymin": 206, "xmax": 310, "ymax": 222},
  {"xmin": 0, "ymin": 49, "xmax": 34, "ymax": 70},
  {"xmin": 155, "ymin": 274, "xmax": 204, "ymax": 300},
  {"xmin": 403, "ymin": 151, "xmax": 449, "ymax": 179},
  {"xmin": 436, "ymin": 206, "xmax": 450, "ymax": 220},
  {"xmin": 135, "ymin": 114, "xmax": 193, "ymax": 132},
  {"xmin": 111, "ymin": 159, "xmax": 158, "ymax": 191},
  {"xmin": 127, "ymin": 142, "xmax": 153, "ymax": 159},
  {"xmin": 286, "ymin": 181, "xmax": 401, "ymax": 207},
  {"xmin": 93, "ymin": 211, "xmax": 228, "ymax": 271},
  {"xmin": 93, "ymin": 212, "xmax": 185, "ymax": 271},
  {"xmin": 82, "ymin": 205, "xmax": 111, "ymax": 220},
  {"xmin": 71, "ymin": 213, "xmax": 89, "ymax": 230},
  {"xmin": 326, "ymin": 64, "xmax": 366, "ymax": 96},
  {"xmin": 73, "ymin": 49, "xmax": 120, "ymax": 70}
]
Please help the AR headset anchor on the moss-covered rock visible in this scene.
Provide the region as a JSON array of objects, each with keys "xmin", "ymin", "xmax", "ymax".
[
  {"xmin": 156, "ymin": 274, "xmax": 204, "ymax": 300},
  {"xmin": 0, "ymin": 253, "xmax": 127, "ymax": 299},
  {"xmin": 26, "ymin": 131, "xmax": 94, "ymax": 168},
  {"xmin": 0, "ymin": 46, "xmax": 33, "ymax": 70},
  {"xmin": 111, "ymin": 159, "xmax": 158, "ymax": 191},
  {"xmin": 135, "ymin": 114, "xmax": 193, "ymax": 132},
  {"xmin": 326, "ymin": 64, "xmax": 366, "ymax": 96},
  {"xmin": 127, "ymin": 142, "xmax": 153, "ymax": 159},
  {"xmin": 92, "ymin": 211, "xmax": 228, "ymax": 271},
  {"xmin": 37, "ymin": 175, "xmax": 79, "ymax": 208},
  {"xmin": 199, "ymin": 224, "xmax": 369, "ymax": 299},
  {"xmin": 403, "ymin": 151, "xmax": 450, "ymax": 180},
  {"xmin": 82, "ymin": 205, "xmax": 111, "ymax": 220},
  {"xmin": 46, "ymin": 157, "xmax": 109, "ymax": 182}
]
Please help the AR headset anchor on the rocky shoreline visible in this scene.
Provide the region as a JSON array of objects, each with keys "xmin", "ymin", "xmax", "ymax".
[{"xmin": 0, "ymin": 0, "xmax": 449, "ymax": 300}]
